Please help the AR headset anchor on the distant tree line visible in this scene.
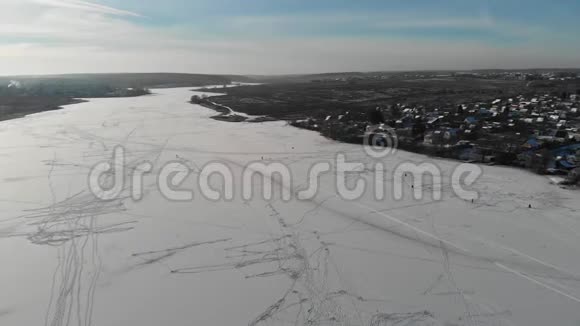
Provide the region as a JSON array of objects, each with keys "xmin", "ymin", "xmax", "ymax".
[{"xmin": 0, "ymin": 82, "xmax": 150, "ymax": 98}]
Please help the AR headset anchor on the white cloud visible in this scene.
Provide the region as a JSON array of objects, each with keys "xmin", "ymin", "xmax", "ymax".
[
  {"xmin": 230, "ymin": 13, "xmax": 497, "ymax": 31},
  {"xmin": 227, "ymin": 12, "xmax": 555, "ymax": 41},
  {"xmin": 1, "ymin": 37, "xmax": 578, "ymax": 76},
  {"xmin": 0, "ymin": 2, "xmax": 577, "ymax": 75},
  {"xmin": 32, "ymin": 0, "xmax": 142, "ymax": 17}
]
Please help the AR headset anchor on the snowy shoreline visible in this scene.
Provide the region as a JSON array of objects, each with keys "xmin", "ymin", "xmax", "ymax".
[{"xmin": 0, "ymin": 87, "xmax": 579, "ymax": 326}]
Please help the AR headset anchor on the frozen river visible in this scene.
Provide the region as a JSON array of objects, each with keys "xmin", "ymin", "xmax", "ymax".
[{"xmin": 1, "ymin": 87, "xmax": 580, "ymax": 326}]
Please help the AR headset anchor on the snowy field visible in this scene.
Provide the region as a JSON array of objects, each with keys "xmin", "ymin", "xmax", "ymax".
[{"xmin": 0, "ymin": 87, "xmax": 580, "ymax": 326}]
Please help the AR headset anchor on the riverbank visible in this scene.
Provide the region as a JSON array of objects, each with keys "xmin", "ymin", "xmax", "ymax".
[
  {"xmin": 0, "ymin": 72, "xmax": 252, "ymax": 123},
  {"xmin": 0, "ymin": 97, "xmax": 87, "ymax": 122},
  {"xmin": 190, "ymin": 95, "xmax": 277, "ymax": 123},
  {"xmin": 195, "ymin": 80, "xmax": 580, "ymax": 186}
]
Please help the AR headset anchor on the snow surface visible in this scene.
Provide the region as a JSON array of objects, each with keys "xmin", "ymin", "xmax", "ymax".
[{"xmin": 0, "ymin": 87, "xmax": 579, "ymax": 326}]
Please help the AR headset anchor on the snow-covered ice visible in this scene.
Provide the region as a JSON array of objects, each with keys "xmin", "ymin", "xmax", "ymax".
[{"xmin": 0, "ymin": 87, "xmax": 579, "ymax": 326}]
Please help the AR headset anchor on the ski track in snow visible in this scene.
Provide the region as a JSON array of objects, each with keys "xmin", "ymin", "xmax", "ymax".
[{"xmin": 0, "ymin": 87, "xmax": 579, "ymax": 326}]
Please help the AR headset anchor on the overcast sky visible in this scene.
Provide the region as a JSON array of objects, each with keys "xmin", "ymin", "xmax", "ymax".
[{"xmin": 1, "ymin": 0, "xmax": 579, "ymax": 75}]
